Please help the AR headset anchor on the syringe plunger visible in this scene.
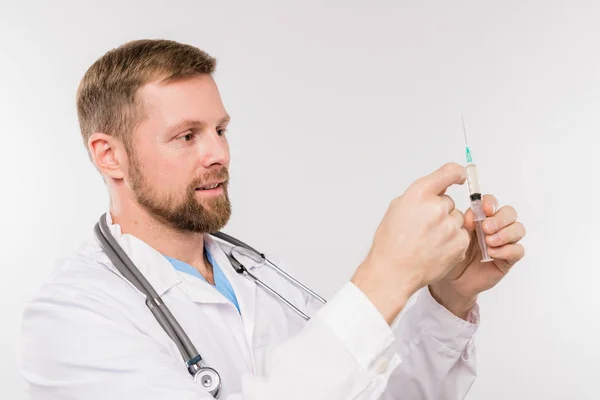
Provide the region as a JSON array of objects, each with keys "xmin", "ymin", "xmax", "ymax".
[{"xmin": 475, "ymin": 218, "xmax": 492, "ymax": 262}]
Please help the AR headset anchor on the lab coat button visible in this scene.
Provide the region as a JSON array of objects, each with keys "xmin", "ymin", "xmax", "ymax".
[{"xmin": 375, "ymin": 357, "xmax": 389, "ymax": 374}]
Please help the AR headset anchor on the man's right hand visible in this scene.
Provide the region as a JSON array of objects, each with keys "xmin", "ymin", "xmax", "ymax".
[{"xmin": 351, "ymin": 163, "xmax": 471, "ymax": 324}]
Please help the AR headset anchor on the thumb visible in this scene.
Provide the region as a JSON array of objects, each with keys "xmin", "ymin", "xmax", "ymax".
[
  {"xmin": 412, "ymin": 163, "xmax": 467, "ymax": 197},
  {"xmin": 482, "ymin": 194, "xmax": 498, "ymax": 217}
]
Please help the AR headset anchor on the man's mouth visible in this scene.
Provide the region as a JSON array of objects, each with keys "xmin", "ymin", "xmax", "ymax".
[{"xmin": 195, "ymin": 182, "xmax": 224, "ymax": 191}]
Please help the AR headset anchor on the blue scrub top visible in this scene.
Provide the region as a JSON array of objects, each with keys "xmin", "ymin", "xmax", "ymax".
[{"xmin": 164, "ymin": 248, "xmax": 240, "ymax": 313}]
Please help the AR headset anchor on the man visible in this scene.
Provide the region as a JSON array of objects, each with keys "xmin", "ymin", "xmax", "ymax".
[{"xmin": 19, "ymin": 39, "xmax": 525, "ymax": 399}]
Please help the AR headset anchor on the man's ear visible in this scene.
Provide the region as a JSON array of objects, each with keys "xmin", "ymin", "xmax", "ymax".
[{"xmin": 88, "ymin": 133, "xmax": 125, "ymax": 180}]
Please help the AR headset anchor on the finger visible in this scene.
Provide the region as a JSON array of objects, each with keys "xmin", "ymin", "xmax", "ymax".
[
  {"xmin": 412, "ymin": 162, "xmax": 467, "ymax": 196},
  {"xmin": 483, "ymin": 205, "xmax": 518, "ymax": 235},
  {"xmin": 486, "ymin": 222, "xmax": 526, "ymax": 247},
  {"xmin": 463, "ymin": 207, "xmax": 475, "ymax": 232},
  {"xmin": 438, "ymin": 194, "xmax": 456, "ymax": 214},
  {"xmin": 465, "ymin": 194, "xmax": 497, "ymax": 231},
  {"xmin": 449, "ymin": 208, "xmax": 465, "ymax": 228},
  {"xmin": 488, "ymin": 243, "xmax": 525, "ymax": 266},
  {"xmin": 482, "ymin": 194, "xmax": 498, "ymax": 217},
  {"xmin": 450, "ymin": 226, "xmax": 471, "ymax": 265}
]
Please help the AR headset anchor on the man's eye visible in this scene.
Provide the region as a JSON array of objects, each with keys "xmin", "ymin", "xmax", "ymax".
[
  {"xmin": 180, "ymin": 133, "xmax": 194, "ymax": 141},
  {"xmin": 217, "ymin": 128, "xmax": 227, "ymax": 136}
]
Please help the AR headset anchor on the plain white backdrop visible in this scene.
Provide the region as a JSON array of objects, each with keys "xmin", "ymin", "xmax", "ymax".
[{"xmin": 1, "ymin": 1, "xmax": 598, "ymax": 399}]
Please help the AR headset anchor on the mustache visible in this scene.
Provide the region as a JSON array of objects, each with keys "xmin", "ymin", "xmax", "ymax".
[{"xmin": 189, "ymin": 167, "xmax": 229, "ymax": 189}]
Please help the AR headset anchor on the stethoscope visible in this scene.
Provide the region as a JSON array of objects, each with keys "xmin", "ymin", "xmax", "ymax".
[{"xmin": 93, "ymin": 213, "xmax": 326, "ymax": 399}]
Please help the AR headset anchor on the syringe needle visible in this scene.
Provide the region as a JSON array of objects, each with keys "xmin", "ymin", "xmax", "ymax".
[
  {"xmin": 461, "ymin": 114, "xmax": 468, "ymax": 147},
  {"xmin": 462, "ymin": 114, "xmax": 473, "ymax": 163}
]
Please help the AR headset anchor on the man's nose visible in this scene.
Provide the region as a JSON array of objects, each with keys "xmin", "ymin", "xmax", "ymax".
[{"xmin": 199, "ymin": 130, "xmax": 230, "ymax": 167}]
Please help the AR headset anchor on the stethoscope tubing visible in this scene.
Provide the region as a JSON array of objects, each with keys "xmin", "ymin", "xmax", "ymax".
[
  {"xmin": 96, "ymin": 215, "xmax": 201, "ymax": 365},
  {"xmin": 94, "ymin": 212, "xmax": 328, "ymax": 397}
]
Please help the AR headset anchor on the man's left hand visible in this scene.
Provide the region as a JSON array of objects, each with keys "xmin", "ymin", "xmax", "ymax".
[{"xmin": 429, "ymin": 194, "xmax": 526, "ymax": 320}]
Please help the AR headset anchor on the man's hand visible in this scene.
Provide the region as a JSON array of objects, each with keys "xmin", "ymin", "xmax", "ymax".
[
  {"xmin": 429, "ymin": 194, "xmax": 526, "ymax": 320},
  {"xmin": 352, "ymin": 163, "xmax": 471, "ymax": 325}
]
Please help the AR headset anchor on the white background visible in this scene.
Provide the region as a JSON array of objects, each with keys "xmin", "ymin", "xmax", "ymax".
[{"xmin": 1, "ymin": 1, "xmax": 598, "ymax": 399}]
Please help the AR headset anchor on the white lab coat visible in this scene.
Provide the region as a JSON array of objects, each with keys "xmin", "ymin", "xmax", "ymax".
[{"xmin": 19, "ymin": 213, "xmax": 479, "ymax": 400}]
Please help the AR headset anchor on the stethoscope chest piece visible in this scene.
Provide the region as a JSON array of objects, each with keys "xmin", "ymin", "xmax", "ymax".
[{"xmin": 193, "ymin": 366, "xmax": 222, "ymax": 398}]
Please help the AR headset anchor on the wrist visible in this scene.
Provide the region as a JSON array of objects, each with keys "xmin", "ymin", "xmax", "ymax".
[
  {"xmin": 428, "ymin": 283, "xmax": 477, "ymax": 321},
  {"xmin": 351, "ymin": 259, "xmax": 416, "ymax": 325}
]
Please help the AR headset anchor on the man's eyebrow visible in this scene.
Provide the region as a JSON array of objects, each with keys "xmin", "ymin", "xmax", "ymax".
[
  {"xmin": 166, "ymin": 115, "xmax": 231, "ymax": 135},
  {"xmin": 166, "ymin": 119, "xmax": 204, "ymax": 135},
  {"xmin": 218, "ymin": 114, "xmax": 231, "ymax": 125}
]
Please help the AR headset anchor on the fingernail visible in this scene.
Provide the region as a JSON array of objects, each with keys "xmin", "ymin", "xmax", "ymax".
[
  {"xmin": 492, "ymin": 204, "xmax": 497, "ymax": 214},
  {"xmin": 488, "ymin": 233, "xmax": 499, "ymax": 245},
  {"xmin": 484, "ymin": 219, "xmax": 496, "ymax": 232}
]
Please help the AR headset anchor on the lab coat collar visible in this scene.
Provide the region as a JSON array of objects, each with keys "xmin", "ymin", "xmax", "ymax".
[
  {"xmin": 204, "ymin": 234, "xmax": 258, "ymax": 359},
  {"xmin": 102, "ymin": 213, "xmax": 181, "ymax": 298},
  {"xmin": 100, "ymin": 213, "xmax": 260, "ymax": 317}
]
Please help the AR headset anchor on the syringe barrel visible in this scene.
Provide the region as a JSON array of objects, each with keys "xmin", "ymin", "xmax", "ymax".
[
  {"xmin": 471, "ymin": 196, "xmax": 493, "ymax": 262},
  {"xmin": 475, "ymin": 220, "xmax": 493, "ymax": 262},
  {"xmin": 466, "ymin": 163, "xmax": 481, "ymax": 196},
  {"xmin": 470, "ymin": 197, "xmax": 486, "ymax": 222}
]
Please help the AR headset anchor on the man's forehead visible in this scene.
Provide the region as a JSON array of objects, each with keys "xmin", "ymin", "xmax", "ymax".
[
  {"xmin": 139, "ymin": 75, "xmax": 215, "ymax": 102},
  {"xmin": 137, "ymin": 75, "xmax": 226, "ymax": 122}
]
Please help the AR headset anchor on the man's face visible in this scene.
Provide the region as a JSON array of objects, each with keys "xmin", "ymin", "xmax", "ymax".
[{"xmin": 126, "ymin": 74, "xmax": 231, "ymax": 233}]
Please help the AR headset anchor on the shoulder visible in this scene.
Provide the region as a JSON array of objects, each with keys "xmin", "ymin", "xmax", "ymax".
[
  {"xmin": 17, "ymin": 240, "xmax": 188, "ymax": 398},
  {"xmin": 21, "ymin": 238, "xmax": 144, "ymax": 330},
  {"xmin": 19, "ymin": 238, "xmax": 150, "ymax": 360}
]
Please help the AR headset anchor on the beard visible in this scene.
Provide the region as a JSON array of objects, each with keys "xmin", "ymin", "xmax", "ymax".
[{"xmin": 128, "ymin": 155, "xmax": 232, "ymax": 234}]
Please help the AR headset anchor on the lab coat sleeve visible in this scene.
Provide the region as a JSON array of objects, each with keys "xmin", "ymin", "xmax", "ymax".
[
  {"xmin": 380, "ymin": 286, "xmax": 479, "ymax": 399},
  {"xmin": 242, "ymin": 281, "xmax": 402, "ymax": 400},
  {"xmin": 20, "ymin": 277, "xmax": 399, "ymax": 400},
  {"xmin": 20, "ymin": 269, "xmax": 476, "ymax": 400}
]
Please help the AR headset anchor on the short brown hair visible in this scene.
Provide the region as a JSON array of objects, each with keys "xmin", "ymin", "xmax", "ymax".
[{"xmin": 76, "ymin": 39, "xmax": 217, "ymax": 155}]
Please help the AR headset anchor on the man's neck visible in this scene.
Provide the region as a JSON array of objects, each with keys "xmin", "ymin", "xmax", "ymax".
[{"xmin": 109, "ymin": 203, "xmax": 214, "ymax": 283}]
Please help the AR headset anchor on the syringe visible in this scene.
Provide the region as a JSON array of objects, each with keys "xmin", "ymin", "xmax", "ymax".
[{"xmin": 462, "ymin": 115, "xmax": 493, "ymax": 263}]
